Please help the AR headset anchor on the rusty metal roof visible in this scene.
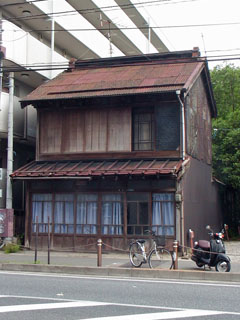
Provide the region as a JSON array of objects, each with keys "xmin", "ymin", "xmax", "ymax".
[
  {"xmin": 21, "ymin": 52, "xmax": 206, "ymax": 107},
  {"xmin": 11, "ymin": 159, "xmax": 182, "ymax": 179}
]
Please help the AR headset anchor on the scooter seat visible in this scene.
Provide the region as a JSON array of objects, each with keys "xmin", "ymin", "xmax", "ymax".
[{"xmin": 198, "ymin": 240, "xmax": 210, "ymax": 249}]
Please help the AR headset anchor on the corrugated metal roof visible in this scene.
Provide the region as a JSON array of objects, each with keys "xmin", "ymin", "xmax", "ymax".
[
  {"xmin": 11, "ymin": 159, "xmax": 182, "ymax": 179},
  {"xmin": 21, "ymin": 59, "xmax": 204, "ymax": 105}
]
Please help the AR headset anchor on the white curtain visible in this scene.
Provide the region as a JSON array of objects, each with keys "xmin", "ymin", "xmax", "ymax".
[
  {"xmin": 32, "ymin": 194, "xmax": 52, "ymax": 233},
  {"xmin": 152, "ymin": 193, "xmax": 174, "ymax": 235},
  {"xmin": 102, "ymin": 194, "xmax": 123, "ymax": 235},
  {"xmin": 54, "ymin": 194, "xmax": 74, "ymax": 234},
  {"xmin": 76, "ymin": 194, "xmax": 97, "ymax": 234}
]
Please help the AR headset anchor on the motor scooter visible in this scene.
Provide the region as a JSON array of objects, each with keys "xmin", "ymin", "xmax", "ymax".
[{"xmin": 191, "ymin": 225, "xmax": 231, "ymax": 272}]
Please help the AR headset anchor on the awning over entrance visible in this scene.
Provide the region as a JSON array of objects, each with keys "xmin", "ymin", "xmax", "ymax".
[{"xmin": 11, "ymin": 159, "xmax": 183, "ymax": 179}]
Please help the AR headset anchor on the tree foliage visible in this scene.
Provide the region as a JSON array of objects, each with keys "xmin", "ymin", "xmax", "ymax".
[{"xmin": 210, "ymin": 64, "xmax": 240, "ymax": 189}]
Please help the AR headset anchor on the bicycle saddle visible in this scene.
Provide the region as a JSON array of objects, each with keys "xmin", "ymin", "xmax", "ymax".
[{"xmin": 137, "ymin": 240, "xmax": 146, "ymax": 244}]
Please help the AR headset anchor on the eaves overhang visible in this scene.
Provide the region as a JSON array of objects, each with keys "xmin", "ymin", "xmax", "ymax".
[{"xmin": 11, "ymin": 159, "xmax": 183, "ymax": 180}]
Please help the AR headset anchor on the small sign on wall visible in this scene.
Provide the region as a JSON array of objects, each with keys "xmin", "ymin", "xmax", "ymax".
[{"xmin": 0, "ymin": 189, "xmax": 2, "ymax": 198}]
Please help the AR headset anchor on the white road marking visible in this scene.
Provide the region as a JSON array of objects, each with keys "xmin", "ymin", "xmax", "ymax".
[
  {"xmin": 0, "ymin": 301, "xmax": 112, "ymax": 313},
  {"xmin": 0, "ymin": 270, "xmax": 240, "ymax": 288},
  {"xmin": 0, "ymin": 294, "xmax": 78, "ymax": 302},
  {"xmin": 0, "ymin": 295, "xmax": 240, "ymax": 318},
  {"xmin": 79, "ymin": 310, "xmax": 224, "ymax": 320}
]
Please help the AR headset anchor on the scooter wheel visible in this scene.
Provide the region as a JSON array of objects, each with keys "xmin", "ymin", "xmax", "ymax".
[
  {"xmin": 215, "ymin": 260, "xmax": 231, "ymax": 272},
  {"xmin": 196, "ymin": 262, "xmax": 204, "ymax": 268}
]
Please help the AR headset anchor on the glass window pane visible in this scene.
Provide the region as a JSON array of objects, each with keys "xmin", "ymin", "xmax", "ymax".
[
  {"xmin": 32, "ymin": 194, "xmax": 52, "ymax": 201},
  {"xmin": 32, "ymin": 193, "xmax": 52, "ymax": 233},
  {"xmin": 133, "ymin": 110, "xmax": 154, "ymax": 151},
  {"xmin": 55, "ymin": 194, "xmax": 73, "ymax": 201},
  {"xmin": 102, "ymin": 194, "xmax": 122, "ymax": 201},
  {"xmin": 127, "ymin": 226, "xmax": 134, "ymax": 234},
  {"xmin": 102, "ymin": 194, "xmax": 123, "ymax": 235},
  {"xmin": 76, "ymin": 193, "xmax": 97, "ymax": 235},
  {"xmin": 127, "ymin": 193, "xmax": 148, "ymax": 201},
  {"xmin": 152, "ymin": 193, "xmax": 174, "ymax": 236},
  {"xmin": 127, "ymin": 203, "xmax": 137, "ymax": 224},
  {"xmin": 139, "ymin": 203, "xmax": 149, "ymax": 224},
  {"xmin": 54, "ymin": 194, "xmax": 74, "ymax": 234},
  {"xmin": 77, "ymin": 194, "xmax": 98, "ymax": 201}
]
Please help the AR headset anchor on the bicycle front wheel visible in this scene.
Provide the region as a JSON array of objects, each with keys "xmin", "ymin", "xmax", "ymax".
[
  {"xmin": 0, "ymin": 237, "xmax": 5, "ymax": 249},
  {"xmin": 148, "ymin": 248, "xmax": 173, "ymax": 269},
  {"xmin": 129, "ymin": 242, "xmax": 144, "ymax": 268}
]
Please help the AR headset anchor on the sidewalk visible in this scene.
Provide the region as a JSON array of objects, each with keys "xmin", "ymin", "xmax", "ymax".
[{"xmin": 0, "ymin": 242, "xmax": 239, "ymax": 282}]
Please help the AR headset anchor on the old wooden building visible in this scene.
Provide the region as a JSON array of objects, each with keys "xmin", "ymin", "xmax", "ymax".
[{"xmin": 12, "ymin": 49, "xmax": 222, "ymax": 251}]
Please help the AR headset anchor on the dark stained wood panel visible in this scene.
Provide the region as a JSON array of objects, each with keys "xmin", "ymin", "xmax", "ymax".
[
  {"xmin": 62, "ymin": 110, "xmax": 84, "ymax": 153},
  {"xmin": 39, "ymin": 111, "xmax": 62, "ymax": 154},
  {"xmin": 108, "ymin": 107, "xmax": 131, "ymax": 151},
  {"xmin": 85, "ymin": 109, "xmax": 107, "ymax": 152},
  {"xmin": 39, "ymin": 107, "xmax": 131, "ymax": 156}
]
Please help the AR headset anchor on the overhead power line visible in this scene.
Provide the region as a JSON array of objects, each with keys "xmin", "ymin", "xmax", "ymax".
[
  {"xmin": 4, "ymin": 22, "xmax": 240, "ymax": 34},
  {"xmin": 1, "ymin": 54, "xmax": 240, "ymax": 74},
  {"xmin": 0, "ymin": 0, "xmax": 46, "ymax": 7},
  {"xmin": 3, "ymin": 0, "xmax": 202, "ymax": 22}
]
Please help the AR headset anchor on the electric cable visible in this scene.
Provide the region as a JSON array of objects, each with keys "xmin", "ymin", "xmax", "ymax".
[
  {"xmin": 2, "ymin": 0, "xmax": 209, "ymax": 22},
  {"xmin": 1, "ymin": 54, "xmax": 240, "ymax": 74}
]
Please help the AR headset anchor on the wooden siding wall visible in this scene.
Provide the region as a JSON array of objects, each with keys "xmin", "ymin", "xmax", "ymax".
[
  {"xmin": 39, "ymin": 107, "xmax": 131, "ymax": 155},
  {"xmin": 185, "ymin": 75, "xmax": 212, "ymax": 164}
]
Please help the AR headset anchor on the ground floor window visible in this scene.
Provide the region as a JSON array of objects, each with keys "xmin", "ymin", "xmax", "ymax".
[
  {"xmin": 54, "ymin": 194, "xmax": 74, "ymax": 234},
  {"xmin": 102, "ymin": 194, "xmax": 123, "ymax": 235},
  {"xmin": 31, "ymin": 192, "xmax": 175, "ymax": 237},
  {"xmin": 32, "ymin": 194, "xmax": 52, "ymax": 233},
  {"xmin": 127, "ymin": 193, "xmax": 149, "ymax": 235},
  {"xmin": 76, "ymin": 194, "xmax": 98, "ymax": 234},
  {"xmin": 152, "ymin": 193, "xmax": 174, "ymax": 236}
]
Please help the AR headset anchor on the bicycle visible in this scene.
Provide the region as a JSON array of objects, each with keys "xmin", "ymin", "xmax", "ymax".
[
  {"xmin": 0, "ymin": 237, "xmax": 5, "ymax": 249},
  {"xmin": 129, "ymin": 230, "xmax": 174, "ymax": 269}
]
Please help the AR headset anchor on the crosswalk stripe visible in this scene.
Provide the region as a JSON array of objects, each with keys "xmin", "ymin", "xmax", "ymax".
[
  {"xmin": 0, "ymin": 301, "xmax": 111, "ymax": 313},
  {"xmin": 80, "ymin": 309, "xmax": 224, "ymax": 320}
]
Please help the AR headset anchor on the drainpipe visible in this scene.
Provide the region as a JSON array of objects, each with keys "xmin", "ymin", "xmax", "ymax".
[
  {"xmin": 6, "ymin": 72, "xmax": 14, "ymax": 209},
  {"xmin": 176, "ymin": 89, "xmax": 186, "ymax": 160},
  {"xmin": 176, "ymin": 89, "xmax": 186, "ymax": 254}
]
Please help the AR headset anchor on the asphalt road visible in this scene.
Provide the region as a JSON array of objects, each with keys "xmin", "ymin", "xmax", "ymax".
[{"xmin": 0, "ymin": 271, "xmax": 240, "ymax": 320}]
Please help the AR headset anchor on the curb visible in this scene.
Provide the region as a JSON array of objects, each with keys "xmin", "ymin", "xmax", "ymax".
[{"xmin": 0, "ymin": 263, "xmax": 240, "ymax": 282}]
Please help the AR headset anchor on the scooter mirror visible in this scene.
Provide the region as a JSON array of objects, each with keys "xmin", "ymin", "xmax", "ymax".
[{"xmin": 206, "ymin": 225, "xmax": 211, "ymax": 230}]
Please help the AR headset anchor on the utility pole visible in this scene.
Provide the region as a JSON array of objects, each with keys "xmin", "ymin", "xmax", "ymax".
[
  {"xmin": 147, "ymin": 18, "xmax": 151, "ymax": 54},
  {"xmin": 48, "ymin": 0, "xmax": 55, "ymax": 79},
  {"xmin": 6, "ymin": 72, "xmax": 14, "ymax": 210}
]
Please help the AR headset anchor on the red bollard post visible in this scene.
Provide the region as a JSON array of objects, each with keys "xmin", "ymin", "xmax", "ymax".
[
  {"xmin": 224, "ymin": 224, "xmax": 229, "ymax": 241},
  {"xmin": 97, "ymin": 239, "xmax": 102, "ymax": 267},
  {"xmin": 173, "ymin": 240, "xmax": 178, "ymax": 270},
  {"xmin": 34, "ymin": 216, "xmax": 39, "ymax": 264},
  {"xmin": 189, "ymin": 229, "xmax": 195, "ymax": 249},
  {"xmin": 47, "ymin": 216, "xmax": 51, "ymax": 265}
]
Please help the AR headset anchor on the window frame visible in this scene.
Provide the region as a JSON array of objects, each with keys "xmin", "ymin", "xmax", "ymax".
[
  {"xmin": 127, "ymin": 192, "xmax": 150, "ymax": 236},
  {"xmin": 132, "ymin": 107, "xmax": 155, "ymax": 151},
  {"xmin": 30, "ymin": 191, "xmax": 175, "ymax": 238},
  {"xmin": 152, "ymin": 193, "xmax": 175, "ymax": 236}
]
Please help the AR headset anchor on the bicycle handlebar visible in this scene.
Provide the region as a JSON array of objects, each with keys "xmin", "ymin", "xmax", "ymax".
[{"xmin": 144, "ymin": 230, "xmax": 156, "ymax": 236}]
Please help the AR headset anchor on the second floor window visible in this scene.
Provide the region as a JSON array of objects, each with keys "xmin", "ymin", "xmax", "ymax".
[
  {"xmin": 133, "ymin": 104, "xmax": 180, "ymax": 152},
  {"xmin": 133, "ymin": 108, "xmax": 154, "ymax": 151}
]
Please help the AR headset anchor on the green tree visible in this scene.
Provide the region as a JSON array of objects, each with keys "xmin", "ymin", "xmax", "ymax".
[
  {"xmin": 211, "ymin": 64, "xmax": 240, "ymax": 116},
  {"xmin": 210, "ymin": 64, "xmax": 240, "ymax": 231},
  {"xmin": 212, "ymin": 111, "xmax": 240, "ymax": 189}
]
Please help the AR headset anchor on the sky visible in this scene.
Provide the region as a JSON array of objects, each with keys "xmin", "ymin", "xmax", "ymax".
[
  {"xmin": 134, "ymin": 0, "xmax": 240, "ymax": 68},
  {"xmin": 3, "ymin": 0, "xmax": 240, "ymax": 71}
]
